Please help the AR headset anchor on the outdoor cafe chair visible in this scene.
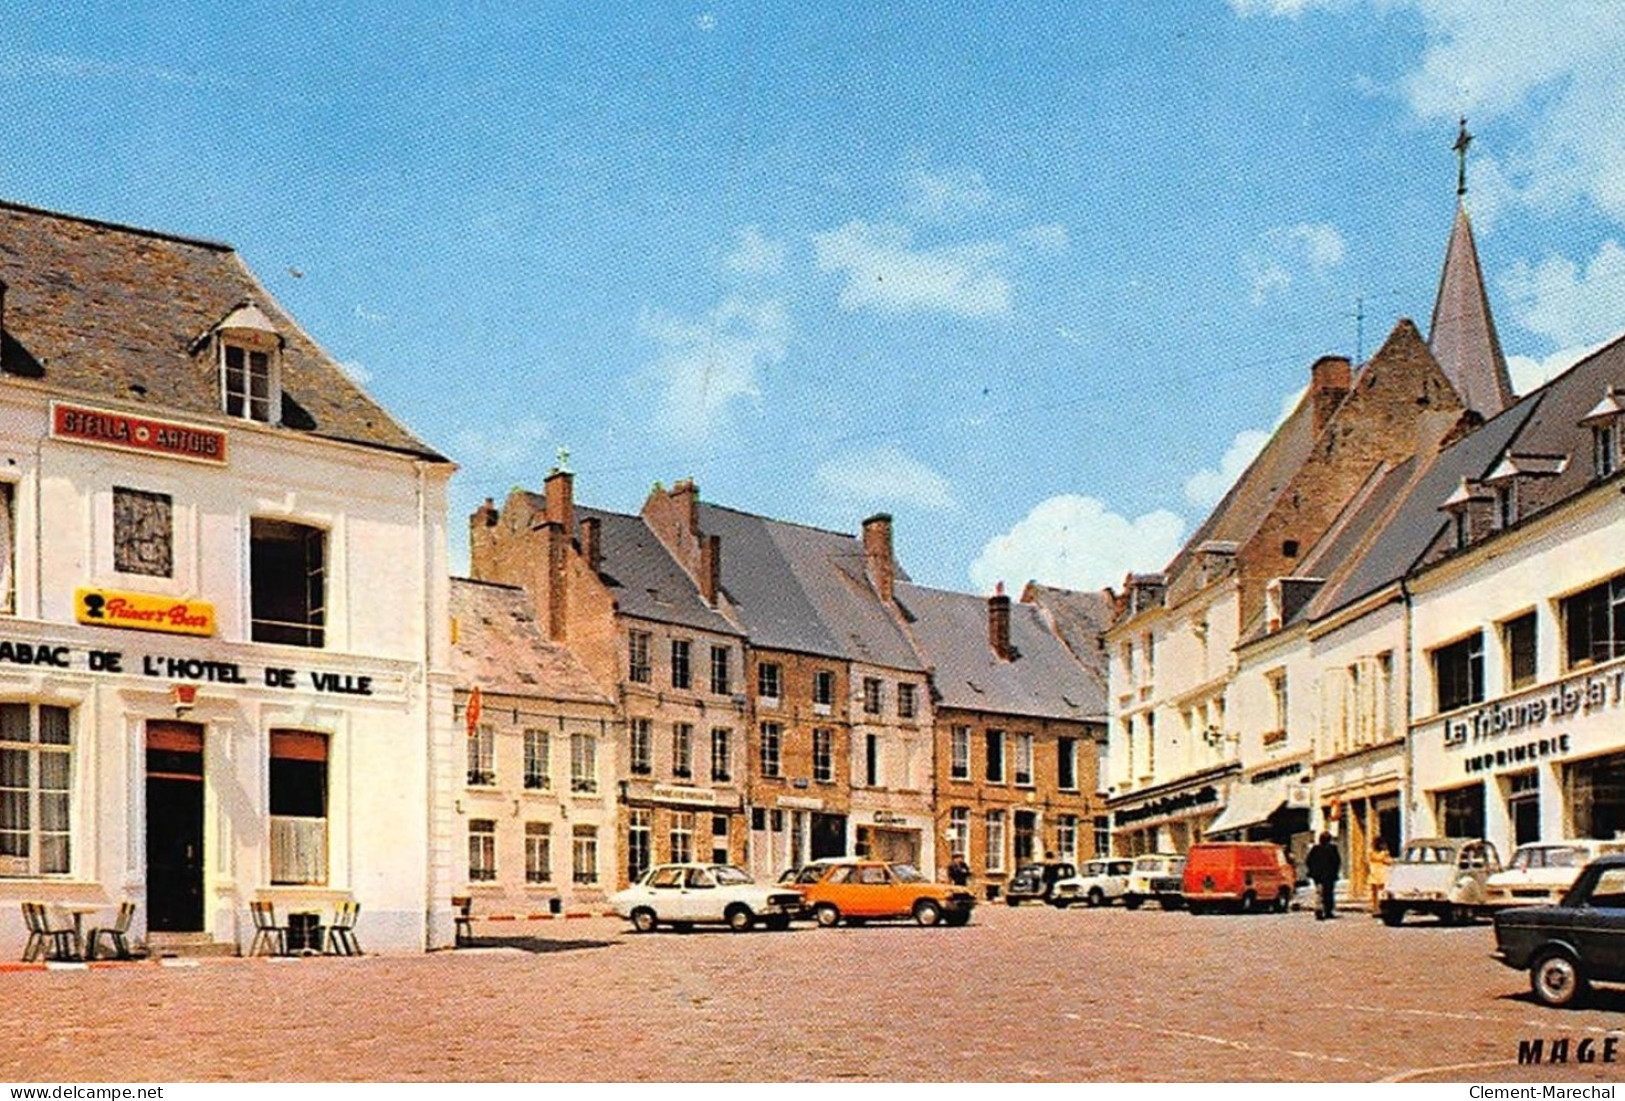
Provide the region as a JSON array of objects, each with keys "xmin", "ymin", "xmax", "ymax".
[
  {"xmin": 21, "ymin": 901, "xmax": 80, "ymax": 962},
  {"xmin": 325, "ymin": 900, "xmax": 361, "ymax": 956},
  {"xmin": 85, "ymin": 901, "xmax": 137, "ymax": 961},
  {"xmin": 452, "ymin": 895, "xmax": 473, "ymax": 946},
  {"xmin": 248, "ymin": 899, "xmax": 289, "ymax": 956}
]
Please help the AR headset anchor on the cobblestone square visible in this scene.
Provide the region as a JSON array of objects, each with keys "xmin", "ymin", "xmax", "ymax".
[{"xmin": 6, "ymin": 904, "xmax": 1625, "ymax": 1083}]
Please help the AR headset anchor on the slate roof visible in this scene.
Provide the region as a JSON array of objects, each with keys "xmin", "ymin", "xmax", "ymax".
[
  {"xmin": 0, "ymin": 199, "xmax": 445, "ymax": 461},
  {"xmin": 1020, "ymin": 582, "xmax": 1111, "ymax": 713},
  {"xmin": 449, "ymin": 577, "xmax": 613, "ymax": 704},
  {"xmin": 558, "ymin": 501, "xmax": 741, "ymax": 637},
  {"xmin": 1429, "ymin": 202, "xmax": 1514, "ymax": 419},
  {"xmin": 696, "ymin": 503, "xmax": 923, "ymax": 671},
  {"xmin": 899, "ymin": 582, "xmax": 1102, "ymax": 722}
]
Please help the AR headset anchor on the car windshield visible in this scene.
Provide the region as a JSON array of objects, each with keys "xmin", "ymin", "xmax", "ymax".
[
  {"xmin": 1110, "ymin": 861, "xmax": 1133, "ymax": 874},
  {"xmin": 1510, "ymin": 845, "xmax": 1589, "ymax": 871},
  {"xmin": 1132, "ymin": 858, "xmax": 1164, "ymax": 873},
  {"xmin": 711, "ymin": 865, "xmax": 753, "ymax": 886},
  {"xmin": 890, "ymin": 863, "xmax": 925, "ymax": 883},
  {"xmin": 1402, "ymin": 844, "xmax": 1457, "ymax": 863}
]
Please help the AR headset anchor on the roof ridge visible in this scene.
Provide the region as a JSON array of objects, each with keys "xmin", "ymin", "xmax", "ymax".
[
  {"xmin": 0, "ymin": 196, "xmax": 232, "ymax": 251},
  {"xmin": 698, "ymin": 500, "xmax": 856, "ymax": 539}
]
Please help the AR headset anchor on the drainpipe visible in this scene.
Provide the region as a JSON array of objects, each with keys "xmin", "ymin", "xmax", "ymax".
[{"xmin": 1400, "ymin": 576, "xmax": 1415, "ymax": 844}]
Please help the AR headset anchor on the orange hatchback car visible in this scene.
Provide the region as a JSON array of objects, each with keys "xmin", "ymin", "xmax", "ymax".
[{"xmin": 797, "ymin": 859, "xmax": 975, "ymax": 927}]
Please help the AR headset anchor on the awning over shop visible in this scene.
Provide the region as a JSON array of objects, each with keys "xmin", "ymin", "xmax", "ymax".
[{"xmin": 1206, "ymin": 777, "xmax": 1291, "ymax": 836}]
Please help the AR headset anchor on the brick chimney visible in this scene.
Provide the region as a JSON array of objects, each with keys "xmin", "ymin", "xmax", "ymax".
[
  {"xmin": 1310, "ymin": 355, "xmax": 1352, "ymax": 435},
  {"xmin": 988, "ymin": 581, "xmax": 1012, "ymax": 660},
  {"xmin": 669, "ymin": 479, "xmax": 700, "ymax": 534},
  {"xmin": 581, "ymin": 515, "xmax": 602, "ymax": 573},
  {"xmin": 699, "ymin": 533, "xmax": 722, "ymax": 606},
  {"xmin": 543, "ymin": 468, "xmax": 574, "ymax": 533},
  {"xmin": 862, "ymin": 514, "xmax": 895, "ymax": 603},
  {"xmin": 468, "ymin": 498, "xmax": 500, "ymax": 582}
]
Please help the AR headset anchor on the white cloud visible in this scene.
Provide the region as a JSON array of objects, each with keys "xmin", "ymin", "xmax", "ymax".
[
  {"xmin": 969, "ymin": 495, "xmax": 1186, "ymax": 593},
  {"xmin": 1506, "ymin": 344, "xmax": 1600, "ymax": 396},
  {"xmin": 453, "ymin": 418, "xmax": 552, "ymax": 468},
  {"xmin": 813, "ymin": 219, "xmax": 1012, "ymax": 318},
  {"xmin": 903, "ymin": 167, "xmax": 993, "ymax": 222},
  {"xmin": 1243, "ymin": 222, "xmax": 1345, "ymax": 304},
  {"xmin": 724, "ymin": 225, "xmax": 785, "ymax": 277},
  {"xmin": 1017, "ymin": 223, "xmax": 1071, "ymax": 253},
  {"xmin": 1501, "ymin": 239, "xmax": 1625, "ymax": 349},
  {"xmin": 353, "ymin": 305, "xmax": 389, "ymax": 324},
  {"xmin": 814, "ymin": 446, "xmax": 954, "ymax": 512},
  {"xmin": 1183, "ymin": 429, "xmax": 1272, "ymax": 510},
  {"xmin": 1228, "ymin": 0, "xmax": 1324, "ymax": 13},
  {"xmin": 641, "ymin": 296, "xmax": 789, "ymax": 444}
]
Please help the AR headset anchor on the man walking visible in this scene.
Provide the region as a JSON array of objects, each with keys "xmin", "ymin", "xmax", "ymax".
[{"xmin": 1306, "ymin": 832, "xmax": 1342, "ymax": 920}]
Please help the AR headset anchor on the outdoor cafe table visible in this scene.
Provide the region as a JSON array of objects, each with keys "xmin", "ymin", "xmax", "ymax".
[{"xmin": 56, "ymin": 902, "xmax": 104, "ymax": 958}]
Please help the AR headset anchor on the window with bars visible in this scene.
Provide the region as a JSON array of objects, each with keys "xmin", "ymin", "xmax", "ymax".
[
  {"xmin": 113, "ymin": 487, "xmax": 173, "ymax": 578},
  {"xmin": 468, "ymin": 819, "xmax": 496, "ymax": 882},
  {"xmin": 250, "ymin": 518, "xmax": 325, "ymax": 648},
  {"xmin": 525, "ymin": 822, "xmax": 552, "ymax": 884},
  {"xmin": 0, "ymin": 704, "xmax": 71, "ymax": 877},
  {"xmin": 523, "ymin": 729, "xmax": 550, "ymax": 790}
]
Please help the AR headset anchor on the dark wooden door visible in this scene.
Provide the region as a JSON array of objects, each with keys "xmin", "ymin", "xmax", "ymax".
[{"xmin": 146, "ymin": 722, "xmax": 204, "ymax": 932}]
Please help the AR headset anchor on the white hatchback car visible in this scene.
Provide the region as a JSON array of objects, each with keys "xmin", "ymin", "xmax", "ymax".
[
  {"xmin": 1052, "ymin": 858, "xmax": 1135, "ymax": 908},
  {"xmin": 1484, "ymin": 839, "xmax": 1625, "ymax": 910},
  {"xmin": 611, "ymin": 863, "xmax": 805, "ymax": 933}
]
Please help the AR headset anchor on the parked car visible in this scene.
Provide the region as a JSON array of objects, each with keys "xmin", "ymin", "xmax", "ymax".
[
  {"xmin": 1122, "ymin": 853, "xmax": 1186, "ymax": 910},
  {"xmin": 1484, "ymin": 839, "xmax": 1625, "ymax": 911},
  {"xmin": 611, "ymin": 863, "xmax": 804, "ymax": 933},
  {"xmin": 1493, "ymin": 853, "xmax": 1625, "ymax": 1007},
  {"xmin": 1181, "ymin": 842, "xmax": 1295, "ymax": 914},
  {"xmin": 1380, "ymin": 837, "xmax": 1501, "ymax": 925},
  {"xmin": 1054, "ymin": 858, "xmax": 1135, "ymax": 908},
  {"xmin": 1004, "ymin": 860, "xmax": 1078, "ymax": 906},
  {"xmin": 797, "ymin": 859, "xmax": 975, "ymax": 927}
]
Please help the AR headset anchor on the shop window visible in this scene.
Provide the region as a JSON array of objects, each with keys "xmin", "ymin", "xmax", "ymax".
[
  {"xmin": 270, "ymin": 730, "xmax": 328, "ymax": 885},
  {"xmin": 525, "ymin": 822, "xmax": 552, "ymax": 884},
  {"xmin": 570, "ymin": 733, "xmax": 597, "ymax": 794},
  {"xmin": 1432, "ymin": 632, "xmax": 1485, "ymax": 713},
  {"xmin": 1504, "ymin": 613, "xmax": 1538, "ymax": 691},
  {"xmin": 812, "ymin": 728, "xmax": 832, "ymax": 783},
  {"xmin": 0, "ymin": 704, "xmax": 71, "ymax": 876},
  {"xmin": 466, "ymin": 724, "xmax": 494, "ymax": 786},
  {"xmin": 113, "ymin": 487, "xmax": 173, "ymax": 578},
  {"xmin": 523, "ymin": 730, "xmax": 550, "ymax": 790},
  {"xmin": 1058, "ymin": 737, "xmax": 1078, "ymax": 791},
  {"xmin": 250, "ymin": 518, "xmax": 325, "ymax": 647},
  {"xmin": 710, "ymin": 645, "xmax": 731, "ymax": 695},
  {"xmin": 985, "ymin": 810, "xmax": 1006, "ymax": 873},
  {"xmin": 757, "ymin": 662, "xmax": 781, "ymax": 701},
  {"xmin": 710, "ymin": 727, "xmax": 731, "ymax": 782},
  {"xmin": 670, "ymin": 640, "xmax": 691, "ymax": 689},
  {"xmin": 1563, "ymin": 573, "xmax": 1625, "ymax": 669},
  {"xmin": 627, "ymin": 809, "xmax": 651, "ymax": 883},
  {"xmin": 628, "ymin": 631, "xmax": 651, "ymax": 684},
  {"xmin": 986, "ymin": 730, "xmax": 1006, "ymax": 783},
  {"xmin": 1568, "ymin": 755, "xmax": 1625, "ymax": 841},
  {"xmin": 468, "ymin": 819, "xmax": 496, "ymax": 882},
  {"xmin": 1093, "ymin": 815, "xmax": 1111, "ymax": 857},
  {"xmin": 630, "ymin": 718, "xmax": 652, "ymax": 776},
  {"xmin": 862, "ymin": 677, "xmax": 883, "ymax": 715},
  {"xmin": 1015, "ymin": 734, "xmax": 1034, "ymax": 786},
  {"xmin": 672, "ymin": 723, "xmax": 693, "ymax": 780},
  {"xmin": 669, "ymin": 811, "xmax": 694, "ymax": 864},
  {"xmin": 571, "ymin": 825, "xmax": 598, "ymax": 884},
  {"xmin": 950, "ymin": 726, "xmax": 970, "ymax": 781},
  {"xmin": 759, "ymin": 722, "xmax": 782, "ymax": 778},
  {"xmin": 1434, "ymin": 784, "xmax": 1485, "ymax": 840}
]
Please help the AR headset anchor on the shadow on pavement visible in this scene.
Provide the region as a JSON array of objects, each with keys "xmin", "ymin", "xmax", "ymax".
[{"xmin": 455, "ymin": 936, "xmax": 616, "ymax": 954}]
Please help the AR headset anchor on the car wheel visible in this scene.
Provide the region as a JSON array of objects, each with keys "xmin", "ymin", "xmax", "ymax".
[
  {"xmin": 1087, "ymin": 888, "xmax": 1105, "ymax": 908},
  {"xmin": 1273, "ymin": 890, "xmax": 1290, "ymax": 913},
  {"xmin": 1187, "ymin": 902, "xmax": 1208, "ymax": 916},
  {"xmin": 1241, "ymin": 890, "xmax": 1257, "ymax": 913},
  {"xmin": 914, "ymin": 899, "xmax": 943, "ymax": 927},
  {"xmin": 764, "ymin": 915, "xmax": 791, "ymax": 932},
  {"xmin": 726, "ymin": 905, "xmax": 755, "ymax": 933},
  {"xmin": 945, "ymin": 910, "xmax": 970, "ymax": 926},
  {"xmin": 814, "ymin": 904, "xmax": 841, "ymax": 928},
  {"xmin": 1123, "ymin": 896, "xmax": 1144, "ymax": 910},
  {"xmin": 1006, "ymin": 897, "xmax": 1020, "ymax": 907},
  {"xmin": 1380, "ymin": 905, "xmax": 1405, "ymax": 927},
  {"xmin": 1530, "ymin": 950, "xmax": 1589, "ymax": 1008},
  {"xmin": 630, "ymin": 908, "xmax": 657, "ymax": 934}
]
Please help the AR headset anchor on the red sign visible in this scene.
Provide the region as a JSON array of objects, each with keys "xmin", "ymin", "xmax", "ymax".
[
  {"xmin": 52, "ymin": 403, "xmax": 227, "ymax": 465},
  {"xmin": 465, "ymin": 686, "xmax": 483, "ymax": 737}
]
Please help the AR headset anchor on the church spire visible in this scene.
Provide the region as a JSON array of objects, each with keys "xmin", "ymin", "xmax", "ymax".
[{"xmin": 1429, "ymin": 118, "xmax": 1514, "ymax": 419}]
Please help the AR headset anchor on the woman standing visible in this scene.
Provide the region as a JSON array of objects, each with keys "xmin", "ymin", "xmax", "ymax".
[{"xmin": 1368, "ymin": 837, "xmax": 1393, "ymax": 912}]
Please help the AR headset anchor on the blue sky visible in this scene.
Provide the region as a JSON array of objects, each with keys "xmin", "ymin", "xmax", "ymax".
[{"xmin": 4, "ymin": 2, "xmax": 1623, "ymax": 594}]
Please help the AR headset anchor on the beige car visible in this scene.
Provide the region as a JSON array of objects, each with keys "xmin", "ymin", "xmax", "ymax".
[
  {"xmin": 1380, "ymin": 838, "xmax": 1501, "ymax": 925},
  {"xmin": 1484, "ymin": 839, "xmax": 1625, "ymax": 910}
]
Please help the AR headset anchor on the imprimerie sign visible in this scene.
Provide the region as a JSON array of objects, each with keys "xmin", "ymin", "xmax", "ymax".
[
  {"xmin": 51, "ymin": 401, "xmax": 227, "ymax": 465},
  {"xmin": 0, "ymin": 633, "xmax": 398, "ymax": 700}
]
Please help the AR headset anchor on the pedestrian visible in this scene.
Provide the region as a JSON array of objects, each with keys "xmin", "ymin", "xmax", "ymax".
[
  {"xmin": 1367, "ymin": 837, "xmax": 1392, "ymax": 913},
  {"xmin": 947, "ymin": 853, "xmax": 971, "ymax": 887},
  {"xmin": 1306, "ymin": 831, "xmax": 1342, "ymax": 920}
]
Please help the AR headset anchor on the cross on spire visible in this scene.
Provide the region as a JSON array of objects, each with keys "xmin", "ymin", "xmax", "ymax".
[{"xmin": 1453, "ymin": 116, "xmax": 1472, "ymax": 197}]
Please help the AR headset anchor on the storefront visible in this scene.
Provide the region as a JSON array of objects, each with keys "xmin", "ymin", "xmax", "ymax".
[
  {"xmin": 1206, "ymin": 758, "xmax": 1313, "ymax": 867},
  {"xmin": 747, "ymin": 793, "xmax": 838, "ymax": 879},
  {"xmin": 854, "ymin": 810, "xmax": 924, "ymax": 867},
  {"xmin": 1314, "ymin": 741, "xmax": 1404, "ymax": 898},
  {"xmin": 1108, "ymin": 764, "xmax": 1236, "ymax": 856}
]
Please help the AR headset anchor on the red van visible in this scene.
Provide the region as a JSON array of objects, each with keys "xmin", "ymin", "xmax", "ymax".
[{"xmin": 1181, "ymin": 842, "xmax": 1296, "ymax": 914}]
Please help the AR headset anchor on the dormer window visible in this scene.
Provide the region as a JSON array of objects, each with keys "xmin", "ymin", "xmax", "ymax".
[
  {"xmin": 1440, "ymin": 477, "xmax": 1492, "ymax": 550},
  {"xmin": 1482, "ymin": 453, "xmax": 1565, "ymax": 532},
  {"xmin": 212, "ymin": 302, "xmax": 283, "ymax": 425},
  {"xmin": 1579, "ymin": 385, "xmax": 1625, "ymax": 480}
]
